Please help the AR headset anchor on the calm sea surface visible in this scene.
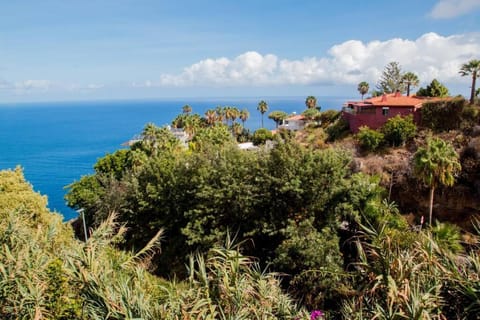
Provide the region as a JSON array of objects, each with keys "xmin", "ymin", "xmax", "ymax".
[{"xmin": 0, "ymin": 97, "xmax": 350, "ymax": 220}]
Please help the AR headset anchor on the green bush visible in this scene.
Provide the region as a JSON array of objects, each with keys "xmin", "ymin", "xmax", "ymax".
[
  {"xmin": 252, "ymin": 127, "xmax": 273, "ymax": 145},
  {"xmin": 356, "ymin": 126, "xmax": 384, "ymax": 151},
  {"xmin": 381, "ymin": 114, "xmax": 416, "ymax": 146},
  {"xmin": 326, "ymin": 117, "xmax": 350, "ymax": 142},
  {"xmin": 421, "ymin": 97, "xmax": 466, "ymax": 132}
]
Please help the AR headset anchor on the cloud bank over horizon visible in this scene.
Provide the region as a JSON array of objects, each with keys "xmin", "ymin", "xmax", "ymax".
[
  {"xmin": 3, "ymin": 32, "xmax": 479, "ymax": 98},
  {"xmin": 135, "ymin": 32, "xmax": 479, "ymax": 90}
]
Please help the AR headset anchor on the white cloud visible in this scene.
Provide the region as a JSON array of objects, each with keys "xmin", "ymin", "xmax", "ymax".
[
  {"xmin": 138, "ymin": 32, "xmax": 480, "ymax": 88},
  {"xmin": 430, "ymin": 0, "xmax": 480, "ymax": 19}
]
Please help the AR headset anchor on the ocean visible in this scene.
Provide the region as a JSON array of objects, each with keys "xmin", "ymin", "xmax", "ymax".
[{"xmin": 0, "ymin": 96, "xmax": 350, "ymax": 220}]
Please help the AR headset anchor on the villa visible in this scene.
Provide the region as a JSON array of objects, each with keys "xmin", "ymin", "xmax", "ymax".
[
  {"xmin": 341, "ymin": 92, "xmax": 443, "ymax": 133},
  {"xmin": 278, "ymin": 114, "xmax": 306, "ymax": 131}
]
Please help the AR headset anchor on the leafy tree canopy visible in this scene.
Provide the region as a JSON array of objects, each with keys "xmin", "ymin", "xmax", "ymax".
[
  {"xmin": 376, "ymin": 61, "xmax": 405, "ymax": 94},
  {"xmin": 416, "ymin": 79, "xmax": 449, "ymax": 97}
]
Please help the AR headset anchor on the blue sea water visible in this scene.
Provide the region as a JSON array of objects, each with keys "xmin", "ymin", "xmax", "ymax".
[{"xmin": 0, "ymin": 96, "xmax": 350, "ymax": 220}]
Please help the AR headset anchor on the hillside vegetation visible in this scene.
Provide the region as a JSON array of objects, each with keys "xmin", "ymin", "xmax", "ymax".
[{"xmin": 2, "ymin": 94, "xmax": 480, "ymax": 318}]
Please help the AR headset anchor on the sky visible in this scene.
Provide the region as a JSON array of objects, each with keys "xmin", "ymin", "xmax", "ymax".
[{"xmin": 0, "ymin": 0, "xmax": 479, "ymax": 102}]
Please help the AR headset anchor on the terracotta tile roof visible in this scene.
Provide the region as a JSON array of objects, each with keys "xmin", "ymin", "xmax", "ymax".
[
  {"xmin": 286, "ymin": 114, "xmax": 305, "ymax": 121},
  {"xmin": 350, "ymin": 94, "xmax": 450, "ymax": 108}
]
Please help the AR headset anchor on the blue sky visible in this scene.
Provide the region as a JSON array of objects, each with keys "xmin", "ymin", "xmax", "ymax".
[{"xmin": 0, "ymin": 0, "xmax": 479, "ymax": 102}]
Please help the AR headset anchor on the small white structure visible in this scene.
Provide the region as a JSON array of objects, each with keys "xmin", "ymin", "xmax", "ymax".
[
  {"xmin": 238, "ymin": 142, "xmax": 259, "ymax": 151},
  {"xmin": 278, "ymin": 114, "xmax": 306, "ymax": 131}
]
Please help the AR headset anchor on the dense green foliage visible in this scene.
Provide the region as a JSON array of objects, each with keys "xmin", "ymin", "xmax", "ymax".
[
  {"xmin": 381, "ymin": 114, "xmax": 416, "ymax": 147},
  {"xmin": 421, "ymin": 97, "xmax": 471, "ymax": 132},
  {"xmin": 252, "ymin": 127, "xmax": 273, "ymax": 145},
  {"xmin": 0, "ymin": 169, "xmax": 304, "ymax": 319},
  {"xmin": 356, "ymin": 126, "xmax": 384, "ymax": 151},
  {"xmin": 416, "ymin": 78, "xmax": 449, "ymax": 97},
  {"xmin": 268, "ymin": 110, "xmax": 288, "ymax": 128},
  {"xmin": 325, "ymin": 117, "xmax": 350, "ymax": 142}
]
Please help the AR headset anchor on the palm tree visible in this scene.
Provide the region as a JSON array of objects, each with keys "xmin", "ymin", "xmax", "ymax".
[
  {"xmin": 413, "ymin": 137, "xmax": 461, "ymax": 225},
  {"xmin": 305, "ymin": 96, "xmax": 317, "ymax": 109},
  {"xmin": 215, "ymin": 106, "xmax": 226, "ymax": 124},
  {"xmin": 402, "ymin": 72, "xmax": 420, "ymax": 96},
  {"xmin": 257, "ymin": 100, "xmax": 268, "ymax": 128},
  {"xmin": 357, "ymin": 82, "xmax": 369, "ymax": 100},
  {"xmin": 225, "ymin": 106, "xmax": 240, "ymax": 134},
  {"xmin": 182, "ymin": 104, "xmax": 192, "ymax": 114},
  {"xmin": 459, "ymin": 59, "xmax": 480, "ymax": 105},
  {"xmin": 239, "ymin": 108, "xmax": 250, "ymax": 127},
  {"xmin": 204, "ymin": 109, "xmax": 217, "ymax": 126}
]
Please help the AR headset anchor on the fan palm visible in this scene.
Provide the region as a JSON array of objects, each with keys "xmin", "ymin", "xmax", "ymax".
[
  {"xmin": 459, "ymin": 59, "xmax": 480, "ymax": 104},
  {"xmin": 357, "ymin": 81, "xmax": 369, "ymax": 100},
  {"xmin": 239, "ymin": 108, "xmax": 250, "ymax": 127},
  {"xmin": 402, "ymin": 72, "xmax": 419, "ymax": 96},
  {"xmin": 257, "ymin": 100, "xmax": 268, "ymax": 128},
  {"xmin": 413, "ymin": 137, "xmax": 461, "ymax": 225}
]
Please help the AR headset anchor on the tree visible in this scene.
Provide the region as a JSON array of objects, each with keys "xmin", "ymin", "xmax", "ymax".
[
  {"xmin": 402, "ymin": 72, "xmax": 419, "ymax": 96},
  {"xmin": 257, "ymin": 100, "xmax": 269, "ymax": 128},
  {"xmin": 301, "ymin": 108, "xmax": 321, "ymax": 124},
  {"xmin": 224, "ymin": 106, "xmax": 239, "ymax": 127},
  {"xmin": 239, "ymin": 108, "xmax": 250, "ymax": 127},
  {"xmin": 182, "ymin": 104, "xmax": 192, "ymax": 114},
  {"xmin": 357, "ymin": 82, "xmax": 369, "ymax": 100},
  {"xmin": 459, "ymin": 59, "xmax": 480, "ymax": 105},
  {"xmin": 204, "ymin": 109, "xmax": 217, "ymax": 126},
  {"xmin": 416, "ymin": 79, "xmax": 449, "ymax": 97},
  {"xmin": 305, "ymin": 96, "xmax": 319, "ymax": 110},
  {"xmin": 376, "ymin": 61, "xmax": 405, "ymax": 94},
  {"xmin": 413, "ymin": 137, "xmax": 461, "ymax": 225},
  {"xmin": 268, "ymin": 110, "xmax": 288, "ymax": 128}
]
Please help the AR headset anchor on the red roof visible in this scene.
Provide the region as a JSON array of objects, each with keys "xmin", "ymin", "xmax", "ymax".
[{"xmin": 349, "ymin": 94, "xmax": 448, "ymax": 108}]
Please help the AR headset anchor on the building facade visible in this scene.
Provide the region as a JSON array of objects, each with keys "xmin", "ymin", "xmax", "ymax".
[{"xmin": 342, "ymin": 93, "xmax": 429, "ymax": 133}]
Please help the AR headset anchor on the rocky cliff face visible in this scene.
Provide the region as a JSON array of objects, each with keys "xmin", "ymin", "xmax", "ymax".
[{"xmin": 354, "ymin": 133, "xmax": 480, "ymax": 230}]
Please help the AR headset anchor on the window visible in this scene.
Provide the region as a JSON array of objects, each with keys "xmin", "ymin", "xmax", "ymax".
[{"xmin": 382, "ymin": 107, "xmax": 389, "ymax": 116}]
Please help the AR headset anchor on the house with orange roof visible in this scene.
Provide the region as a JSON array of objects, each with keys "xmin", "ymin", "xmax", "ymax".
[
  {"xmin": 342, "ymin": 92, "xmax": 443, "ymax": 133},
  {"xmin": 278, "ymin": 113, "xmax": 306, "ymax": 131}
]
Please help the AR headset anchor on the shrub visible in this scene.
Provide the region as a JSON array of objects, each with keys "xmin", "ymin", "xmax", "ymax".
[
  {"xmin": 381, "ymin": 115, "xmax": 416, "ymax": 146},
  {"xmin": 326, "ymin": 117, "xmax": 350, "ymax": 142},
  {"xmin": 421, "ymin": 97, "xmax": 466, "ymax": 132},
  {"xmin": 356, "ymin": 126, "xmax": 384, "ymax": 151},
  {"xmin": 320, "ymin": 110, "xmax": 340, "ymax": 127},
  {"xmin": 252, "ymin": 127, "xmax": 273, "ymax": 145}
]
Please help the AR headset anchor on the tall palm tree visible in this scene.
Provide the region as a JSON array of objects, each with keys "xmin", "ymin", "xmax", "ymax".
[
  {"xmin": 459, "ymin": 59, "xmax": 480, "ymax": 104},
  {"xmin": 402, "ymin": 72, "xmax": 420, "ymax": 96},
  {"xmin": 215, "ymin": 106, "xmax": 226, "ymax": 124},
  {"xmin": 257, "ymin": 100, "xmax": 268, "ymax": 128},
  {"xmin": 413, "ymin": 137, "xmax": 461, "ymax": 225},
  {"xmin": 357, "ymin": 82, "xmax": 369, "ymax": 100},
  {"xmin": 305, "ymin": 96, "xmax": 317, "ymax": 109},
  {"xmin": 239, "ymin": 108, "xmax": 250, "ymax": 127}
]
